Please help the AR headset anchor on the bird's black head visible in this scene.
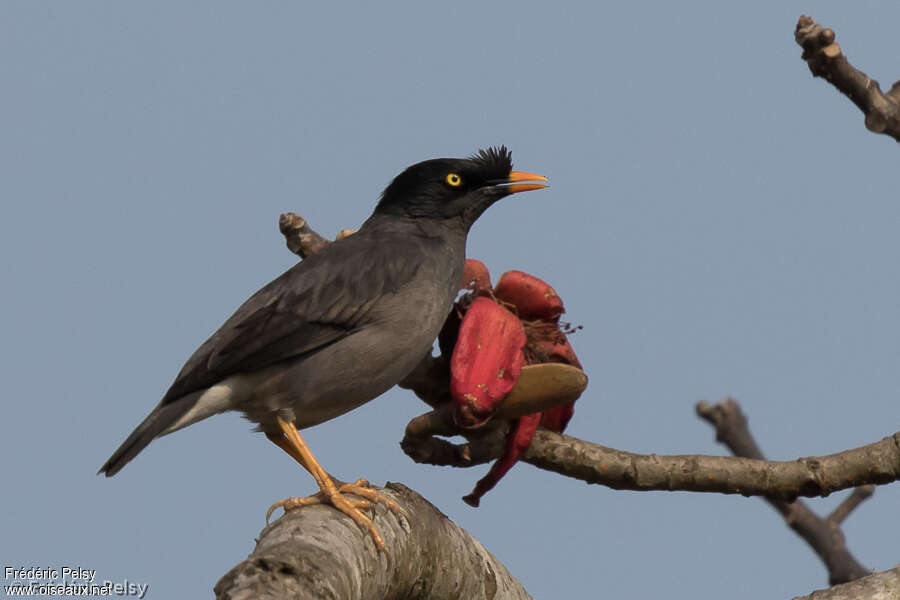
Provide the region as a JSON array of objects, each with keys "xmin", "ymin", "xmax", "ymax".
[{"xmin": 374, "ymin": 146, "xmax": 547, "ymax": 229}]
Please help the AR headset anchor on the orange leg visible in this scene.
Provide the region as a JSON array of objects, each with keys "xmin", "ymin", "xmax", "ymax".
[{"xmin": 265, "ymin": 417, "xmax": 404, "ymax": 551}]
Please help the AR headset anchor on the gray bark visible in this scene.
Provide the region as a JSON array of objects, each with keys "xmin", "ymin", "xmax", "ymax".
[
  {"xmin": 215, "ymin": 482, "xmax": 532, "ymax": 600},
  {"xmin": 794, "ymin": 565, "xmax": 900, "ymax": 600}
]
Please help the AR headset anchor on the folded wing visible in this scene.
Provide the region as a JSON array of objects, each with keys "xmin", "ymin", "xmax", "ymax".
[{"xmin": 161, "ymin": 234, "xmax": 423, "ymax": 404}]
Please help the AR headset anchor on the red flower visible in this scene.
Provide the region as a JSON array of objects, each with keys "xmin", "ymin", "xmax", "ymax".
[{"xmin": 448, "ymin": 261, "xmax": 585, "ymax": 505}]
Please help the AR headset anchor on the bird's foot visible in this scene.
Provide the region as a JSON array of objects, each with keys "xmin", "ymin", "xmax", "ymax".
[{"xmin": 265, "ymin": 478, "xmax": 404, "ymax": 551}]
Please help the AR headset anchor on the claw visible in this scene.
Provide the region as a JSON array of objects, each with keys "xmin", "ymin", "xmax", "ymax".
[
  {"xmin": 266, "ymin": 480, "xmax": 402, "ymax": 551},
  {"xmin": 339, "ymin": 479, "xmax": 407, "ymax": 517}
]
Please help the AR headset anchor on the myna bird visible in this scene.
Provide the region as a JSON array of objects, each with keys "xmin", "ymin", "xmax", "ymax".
[{"xmin": 99, "ymin": 146, "xmax": 548, "ymax": 549}]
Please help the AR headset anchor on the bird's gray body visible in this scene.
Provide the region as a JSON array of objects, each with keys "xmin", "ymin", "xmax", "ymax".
[
  {"xmin": 101, "ymin": 214, "xmax": 466, "ymax": 475},
  {"xmin": 209, "ymin": 216, "xmax": 467, "ymax": 431}
]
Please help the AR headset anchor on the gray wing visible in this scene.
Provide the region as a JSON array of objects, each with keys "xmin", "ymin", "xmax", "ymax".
[{"xmin": 161, "ymin": 233, "xmax": 424, "ymax": 403}]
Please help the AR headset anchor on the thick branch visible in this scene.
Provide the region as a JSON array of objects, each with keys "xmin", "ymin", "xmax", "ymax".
[
  {"xmin": 795, "ymin": 15, "xmax": 900, "ymax": 141},
  {"xmin": 792, "ymin": 565, "xmax": 900, "ymax": 600},
  {"xmin": 401, "ymin": 416, "xmax": 900, "ymax": 502},
  {"xmin": 697, "ymin": 399, "xmax": 871, "ymax": 585},
  {"xmin": 522, "ymin": 429, "xmax": 899, "ymax": 500},
  {"xmin": 215, "ymin": 483, "xmax": 531, "ymax": 600},
  {"xmin": 398, "ymin": 364, "xmax": 900, "ymax": 503}
]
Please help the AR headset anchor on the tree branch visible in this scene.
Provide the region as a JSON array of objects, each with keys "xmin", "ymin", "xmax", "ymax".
[
  {"xmin": 215, "ymin": 483, "xmax": 531, "ymax": 600},
  {"xmin": 395, "ymin": 309, "xmax": 898, "ymax": 511},
  {"xmin": 828, "ymin": 485, "xmax": 875, "ymax": 526},
  {"xmin": 697, "ymin": 398, "xmax": 872, "ymax": 585},
  {"xmin": 520, "ymin": 429, "xmax": 899, "ymax": 501},
  {"xmin": 795, "ymin": 15, "xmax": 900, "ymax": 141},
  {"xmin": 792, "ymin": 565, "xmax": 900, "ymax": 600},
  {"xmin": 399, "ymin": 396, "xmax": 900, "ymax": 503},
  {"xmin": 278, "ymin": 212, "xmax": 330, "ymax": 258}
]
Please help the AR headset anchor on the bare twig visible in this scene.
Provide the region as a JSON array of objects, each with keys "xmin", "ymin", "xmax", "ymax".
[
  {"xmin": 795, "ymin": 15, "xmax": 900, "ymax": 141},
  {"xmin": 401, "ymin": 402, "xmax": 510, "ymax": 468},
  {"xmin": 278, "ymin": 212, "xmax": 330, "ymax": 258},
  {"xmin": 697, "ymin": 398, "xmax": 871, "ymax": 585},
  {"xmin": 828, "ymin": 485, "xmax": 875, "ymax": 526},
  {"xmin": 215, "ymin": 483, "xmax": 531, "ymax": 600},
  {"xmin": 523, "ymin": 429, "xmax": 898, "ymax": 502},
  {"xmin": 400, "ymin": 374, "xmax": 900, "ymax": 504},
  {"xmin": 397, "ymin": 407, "xmax": 900, "ymax": 504}
]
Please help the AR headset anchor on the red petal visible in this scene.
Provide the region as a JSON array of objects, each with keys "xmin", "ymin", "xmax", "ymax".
[
  {"xmin": 533, "ymin": 337, "xmax": 583, "ymax": 369},
  {"xmin": 450, "ymin": 297, "xmax": 526, "ymax": 428},
  {"xmin": 495, "ymin": 270, "xmax": 565, "ymax": 322},
  {"xmin": 540, "ymin": 403, "xmax": 575, "ymax": 433},
  {"xmin": 462, "ymin": 413, "xmax": 542, "ymax": 507},
  {"xmin": 460, "ymin": 258, "xmax": 492, "ymax": 295}
]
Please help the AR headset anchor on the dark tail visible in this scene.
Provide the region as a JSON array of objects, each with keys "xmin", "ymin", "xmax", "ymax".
[{"xmin": 98, "ymin": 397, "xmax": 194, "ymax": 477}]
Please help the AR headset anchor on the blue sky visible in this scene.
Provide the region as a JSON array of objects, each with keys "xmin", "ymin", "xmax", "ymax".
[{"xmin": 2, "ymin": 2, "xmax": 899, "ymax": 598}]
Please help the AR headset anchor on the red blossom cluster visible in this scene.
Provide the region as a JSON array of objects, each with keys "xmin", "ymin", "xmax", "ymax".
[{"xmin": 440, "ymin": 259, "xmax": 583, "ymax": 506}]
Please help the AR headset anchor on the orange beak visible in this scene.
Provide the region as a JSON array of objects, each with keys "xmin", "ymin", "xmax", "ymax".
[{"xmin": 504, "ymin": 170, "xmax": 549, "ymax": 194}]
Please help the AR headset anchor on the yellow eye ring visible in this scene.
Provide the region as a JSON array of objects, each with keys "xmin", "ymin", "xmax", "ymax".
[{"xmin": 445, "ymin": 173, "xmax": 462, "ymax": 187}]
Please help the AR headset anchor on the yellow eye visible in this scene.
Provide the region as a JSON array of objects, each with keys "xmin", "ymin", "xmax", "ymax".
[{"xmin": 445, "ymin": 173, "xmax": 462, "ymax": 187}]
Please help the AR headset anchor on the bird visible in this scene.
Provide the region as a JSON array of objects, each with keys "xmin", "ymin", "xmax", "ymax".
[{"xmin": 98, "ymin": 146, "xmax": 548, "ymax": 549}]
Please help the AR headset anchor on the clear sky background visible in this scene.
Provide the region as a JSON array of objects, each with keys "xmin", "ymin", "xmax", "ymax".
[{"xmin": 2, "ymin": 2, "xmax": 899, "ymax": 599}]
